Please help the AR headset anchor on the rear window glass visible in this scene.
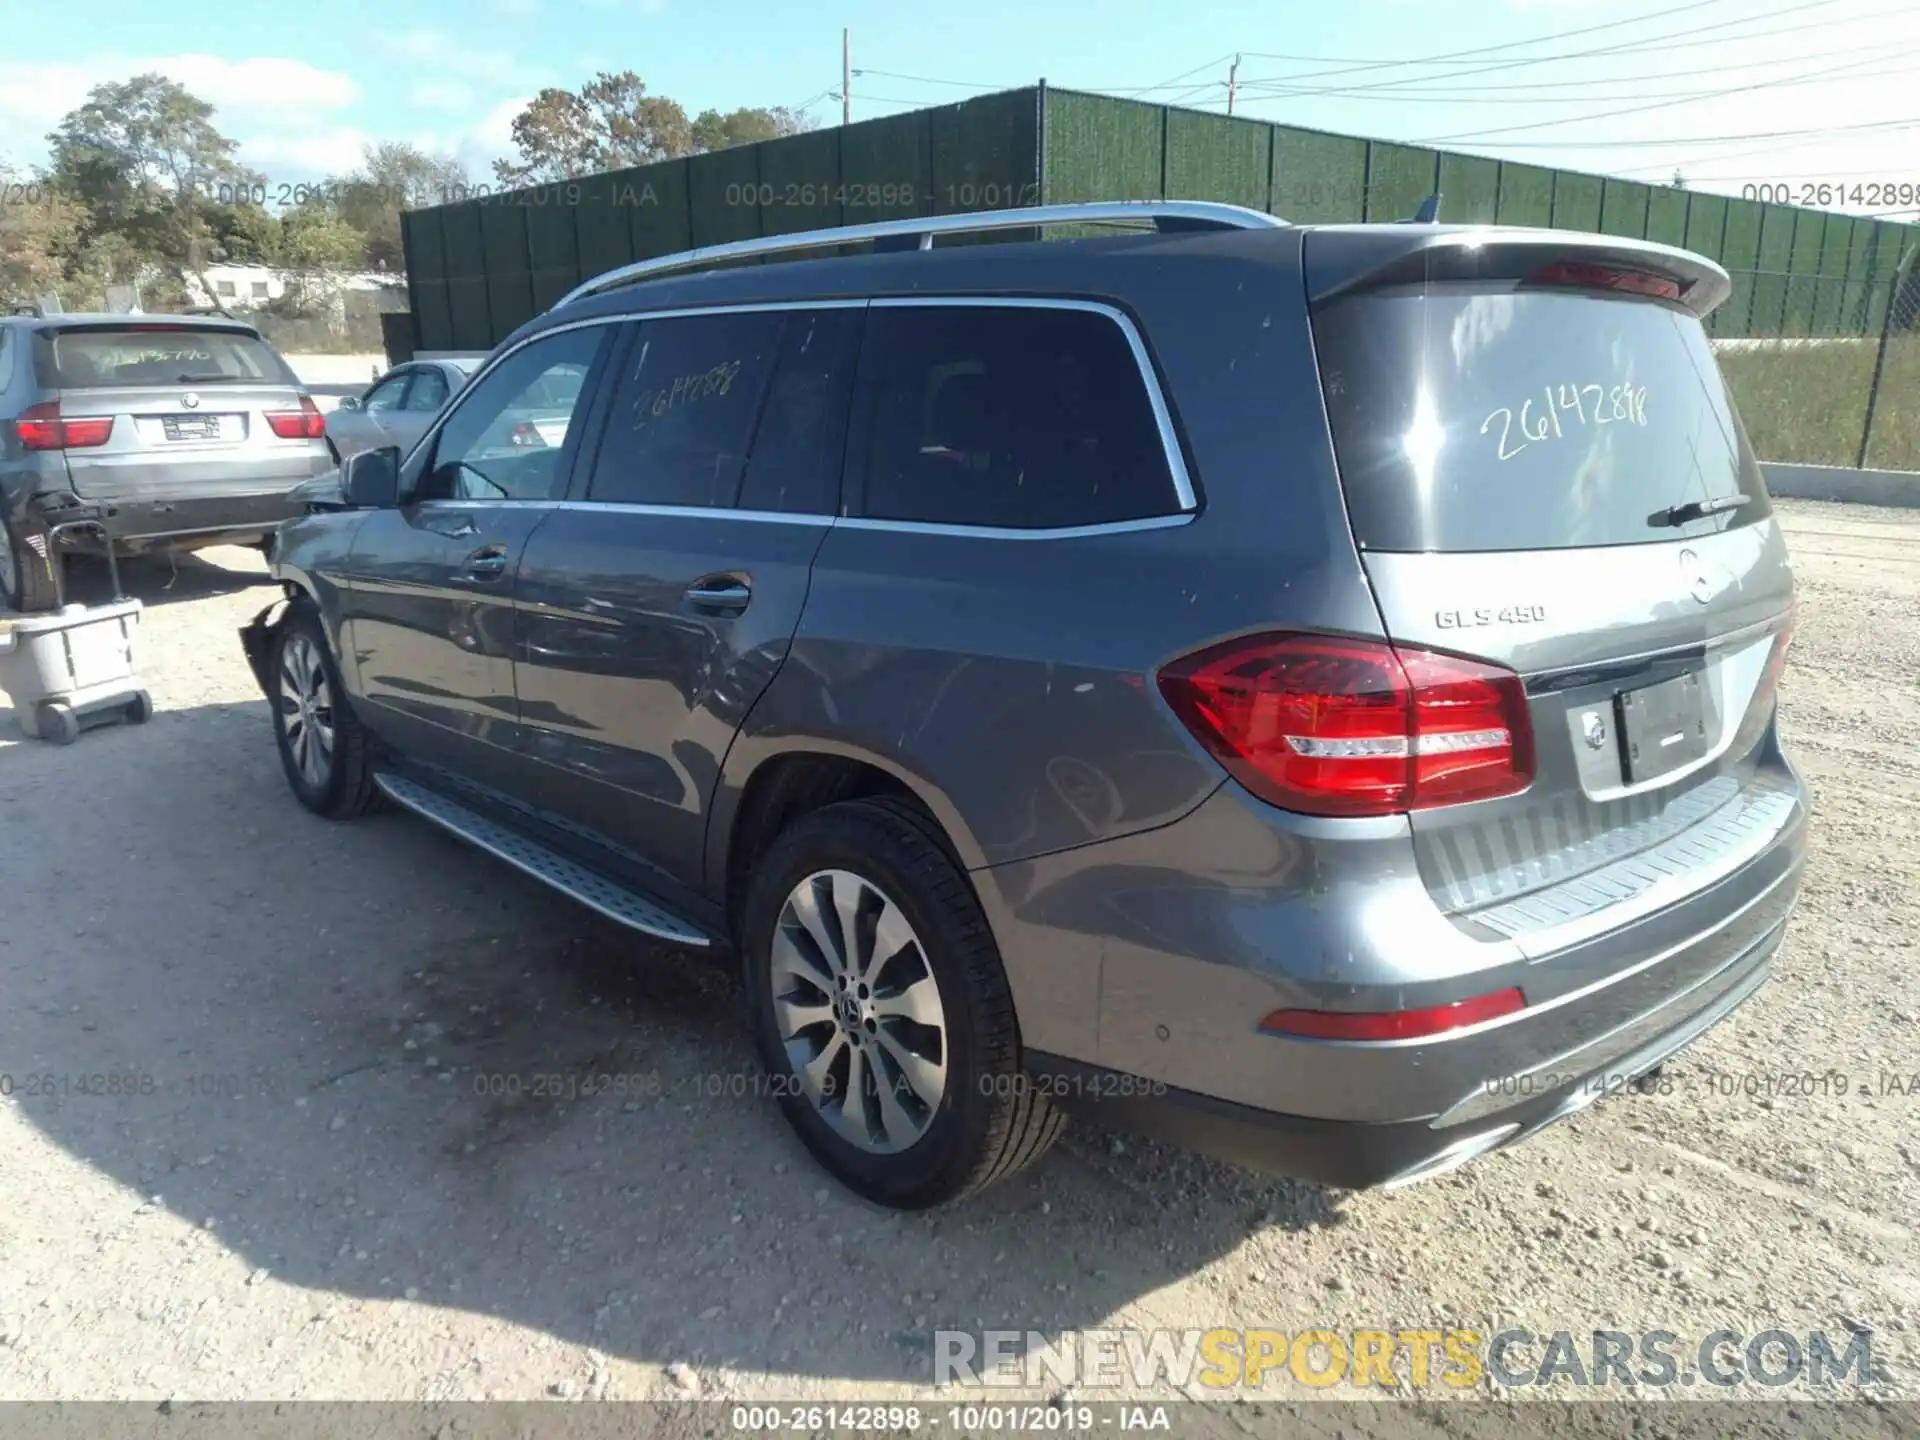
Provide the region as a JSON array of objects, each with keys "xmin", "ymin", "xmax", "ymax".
[
  {"xmin": 1312, "ymin": 286, "xmax": 1770, "ymax": 552},
  {"xmin": 34, "ymin": 327, "xmax": 296, "ymax": 389},
  {"xmin": 854, "ymin": 305, "xmax": 1178, "ymax": 530}
]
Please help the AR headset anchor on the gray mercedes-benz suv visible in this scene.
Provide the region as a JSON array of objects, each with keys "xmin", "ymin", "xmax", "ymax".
[
  {"xmin": 238, "ymin": 201, "xmax": 1806, "ymax": 1209},
  {"xmin": 1, "ymin": 312, "xmax": 332, "ymax": 611}
]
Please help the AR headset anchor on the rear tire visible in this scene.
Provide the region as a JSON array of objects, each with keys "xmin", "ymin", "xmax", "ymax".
[
  {"xmin": 268, "ymin": 603, "xmax": 379, "ymax": 819},
  {"xmin": 741, "ymin": 797, "xmax": 1064, "ymax": 1209},
  {"xmin": 1, "ymin": 516, "xmax": 64, "ymax": 614}
]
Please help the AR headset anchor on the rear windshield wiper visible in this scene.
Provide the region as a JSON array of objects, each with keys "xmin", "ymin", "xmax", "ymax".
[
  {"xmin": 173, "ymin": 372, "xmax": 241, "ymax": 383},
  {"xmin": 1648, "ymin": 494, "xmax": 1752, "ymax": 528}
]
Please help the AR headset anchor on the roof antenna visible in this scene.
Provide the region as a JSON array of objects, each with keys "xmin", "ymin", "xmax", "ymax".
[{"xmin": 1401, "ymin": 193, "xmax": 1442, "ymax": 224}]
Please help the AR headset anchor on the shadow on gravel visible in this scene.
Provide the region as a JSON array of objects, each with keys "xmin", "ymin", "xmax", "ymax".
[
  {"xmin": 1, "ymin": 696, "xmax": 1348, "ymax": 1392},
  {"xmin": 61, "ymin": 550, "xmax": 276, "ymax": 610}
]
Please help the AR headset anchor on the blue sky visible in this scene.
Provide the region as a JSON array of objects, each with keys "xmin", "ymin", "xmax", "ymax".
[{"xmin": 2, "ymin": 0, "xmax": 1916, "ymax": 217}]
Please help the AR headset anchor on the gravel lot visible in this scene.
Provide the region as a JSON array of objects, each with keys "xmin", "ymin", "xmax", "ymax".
[{"xmin": 0, "ymin": 500, "xmax": 1915, "ymax": 1408}]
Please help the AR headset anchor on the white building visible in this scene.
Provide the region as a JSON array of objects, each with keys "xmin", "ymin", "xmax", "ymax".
[{"xmin": 184, "ymin": 264, "xmax": 407, "ymax": 314}]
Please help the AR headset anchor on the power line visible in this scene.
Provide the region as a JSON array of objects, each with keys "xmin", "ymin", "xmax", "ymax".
[
  {"xmin": 1234, "ymin": 0, "xmax": 1858, "ymax": 101},
  {"xmin": 1448, "ymin": 116, "xmax": 1920, "ymax": 150},
  {"xmin": 1230, "ymin": 0, "xmax": 1739, "ymax": 84},
  {"xmin": 1415, "ymin": 45, "xmax": 1920, "ymax": 142},
  {"xmin": 1227, "ymin": 37, "xmax": 1901, "ymax": 101}
]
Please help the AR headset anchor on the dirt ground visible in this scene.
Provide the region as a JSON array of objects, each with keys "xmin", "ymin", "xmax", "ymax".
[{"xmin": 0, "ymin": 501, "xmax": 1915, "ymax": 1409}]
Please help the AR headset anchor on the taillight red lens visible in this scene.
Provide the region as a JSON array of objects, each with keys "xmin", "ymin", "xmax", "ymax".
[
  {"xmin": 508, "ymin": 421, "xmax": 544, "ymax": 447},
  {"xmin": 1528, "ymin": 260, "xmax": 1683, "ymax": 301},
  {"xmin": 16, "ymin": 401, "xmax": 113, "ymax": 450},
  {"xmin": 1157, "ymin": 633, "xmax": 1535, "ymax": 817},
  {"xmin": 1261, "ymin": 986, "xmax": 1526, "ymax": 1041},
  {"xmin": 266, "ymin": 395, "xmax": 326, "ymax": 440}
]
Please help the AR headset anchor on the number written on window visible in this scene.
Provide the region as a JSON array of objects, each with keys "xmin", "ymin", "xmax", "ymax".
[{"xmin": 1481, "ymin": 381, "xmax": 1649, "ymax": 463}]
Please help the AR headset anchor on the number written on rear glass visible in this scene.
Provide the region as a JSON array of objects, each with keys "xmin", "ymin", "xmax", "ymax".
[
  {"xmin": 1481, "ymin": 381, "xmax": 1649, "ymax": 461},
  {"xmin": 1436, "ymin": 605, "xmax": 1547, "ymax": 630}
]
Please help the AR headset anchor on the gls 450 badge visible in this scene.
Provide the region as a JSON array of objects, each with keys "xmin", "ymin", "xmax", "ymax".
[{"xmin": 1435, "ymin": 604, "xmax": 1548, "ymax": 630}]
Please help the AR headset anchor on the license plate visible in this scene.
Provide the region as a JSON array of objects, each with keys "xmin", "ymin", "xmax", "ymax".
[
  {"xmin": 1617, "ymin": 671, "xmax": 1708, "ymax": 782},
  {"xmin": 162, "ymin": 415, "xmax": 220, "ymax": 441}
]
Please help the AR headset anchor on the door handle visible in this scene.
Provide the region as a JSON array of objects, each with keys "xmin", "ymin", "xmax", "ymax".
[
  {"xmin": 465, "ymin": 545, "xmax": 509, "ymax": 579},
  {"xmin": 684, "ymin": 577, "xmax": 751, "ymax": 613}
]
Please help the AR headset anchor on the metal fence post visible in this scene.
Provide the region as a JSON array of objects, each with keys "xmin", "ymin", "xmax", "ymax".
[{"xmin": 1854, "ymin": 275, "xmax": 1899, "ymax": 469}]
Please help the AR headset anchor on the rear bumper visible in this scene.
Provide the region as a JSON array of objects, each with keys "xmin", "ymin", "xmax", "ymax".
[
  {"xmin": 980, "ymin": 738, "xmax": 1808, "ymax": 1185},
  {"xmin": 33, "ymin": 489, "xmax": 308, "ymax": 550},
  {"xmin": 1028, "ymin": 905, "xmax": 1782, "ymax": 1189}
]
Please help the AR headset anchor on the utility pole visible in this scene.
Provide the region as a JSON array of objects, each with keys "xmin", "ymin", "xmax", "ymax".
[
  {"xmin": 843, "ymin": 28, "xmax": 852, "ymax": 126},
  {"xmin": 1227, "ymin": 53, "xmax": 1240, "ymax": 115}
]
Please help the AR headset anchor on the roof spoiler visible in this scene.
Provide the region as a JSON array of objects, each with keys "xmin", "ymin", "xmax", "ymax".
[{"xmin": 1306, "ymin": 225, "xmax": 1731, "ymax": 318}]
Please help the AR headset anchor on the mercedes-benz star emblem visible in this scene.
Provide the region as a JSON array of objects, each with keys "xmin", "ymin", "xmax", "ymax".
[
  {"xmin": 1678, "ymin": 547, "xmax": 1713, "ymax": 605},
  {"xmin": 181, "ymin": 392, "xmax": 200, "ymax": 409},
  {"xmin": 1583, "ymin": 712, "xmax": 1609, "ymax": 751}
]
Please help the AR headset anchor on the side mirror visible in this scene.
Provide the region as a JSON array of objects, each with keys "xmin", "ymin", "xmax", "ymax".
[
  {"xmin": 336, "ymin": 395, "xmax": 363, "ymax": 412},
  {"xmin": 343, "ymin": 445, "xmax": 401, "ymax": 509}
]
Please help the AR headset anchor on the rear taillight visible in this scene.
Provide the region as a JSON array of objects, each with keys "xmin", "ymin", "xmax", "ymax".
[
  {"xmin": 1157, "ymin": 633, "xmax": 1535, "ymax": 817},
  {"xmin": 16, "ymin": 401, "xmax": 113, "ymax": 451},
  {"xmin": 266, "ymin": 395, "xmax": 326, "ymax": 440},
  {"xmin": 1261, "ymin": 986, "xmax": 1526, "ymax": 1041},
  {"xmin": 1729, "ymin": 602, "xmax": 1795, "ymax": 756},
  {"xmin": 508, "ymin": 421, "xmax": 545, "ymax": 448},
  {"xmin": 1527, "ymin": 260, "xmax": 1683, "ymax": 302}
]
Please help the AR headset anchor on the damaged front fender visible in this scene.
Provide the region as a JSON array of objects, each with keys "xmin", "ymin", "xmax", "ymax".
[{"xmin": 238, "ymin": 595, "xmax": 292, "ymax": 698}]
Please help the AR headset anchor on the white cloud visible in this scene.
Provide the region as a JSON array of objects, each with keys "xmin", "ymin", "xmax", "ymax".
[
  {"xmin": 242, "ymin": 126, "xmax": 377, "ymax": 179},
  {"xmin": 409, "ymin": 79, "xmax": 476, "ymax": 112},
  {"xmin": 0, "ymin": 54, "xmax": 359, "ymax": 174}
]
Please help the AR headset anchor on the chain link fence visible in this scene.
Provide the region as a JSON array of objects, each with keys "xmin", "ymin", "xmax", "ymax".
[{"xmin": 1714, "ymin": 263, "xmax": 1920, "ymax": 472}]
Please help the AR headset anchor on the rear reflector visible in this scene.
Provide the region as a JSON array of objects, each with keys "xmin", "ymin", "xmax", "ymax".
[
  {"xmin": 266, "ymin": 395, "xmax": 326, "ymax": 440},
  {"xmin": 1157, "ymin": 633, "xmax": 1535, "ymax": 817},
  {"xmin": 1261, "ymin": 987, "xmax": 1526, "ymax": 1041},
  {"xmin": 1527, "ymin": 260, "xmax": 1683, "ymax": 302},
  {"xmin": 16, "ymin": 401, "xmax": 113, "ymax": 451}
]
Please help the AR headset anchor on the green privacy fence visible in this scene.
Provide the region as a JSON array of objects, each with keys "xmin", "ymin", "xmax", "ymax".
[{"xmin": 401, "ymin": 84, "xmax": 1919, "ymax": 353}]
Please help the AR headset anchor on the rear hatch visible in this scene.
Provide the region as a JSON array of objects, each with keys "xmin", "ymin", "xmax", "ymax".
[
  {"xmin": 30, "ymin": 322, "xmax": 325, "ymax": 503},
  {"xmin": 1307, "ymin": 228, "xmax": 1796, "ymax": 947}
]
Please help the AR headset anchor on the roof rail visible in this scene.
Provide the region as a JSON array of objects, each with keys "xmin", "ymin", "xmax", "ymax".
[{"xmin": 553, "ymin": 200, "xmax": 1288, "ymax": 309}]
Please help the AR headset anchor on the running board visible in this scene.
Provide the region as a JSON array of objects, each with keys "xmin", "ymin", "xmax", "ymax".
[{"xmin": 373, "ymin": 772, "xmax": 713, "ymax": 947}]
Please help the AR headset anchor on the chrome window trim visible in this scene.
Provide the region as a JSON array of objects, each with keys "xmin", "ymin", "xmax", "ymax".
[
  {"xmin": 430, "ymin": 297, "xmax": 1198, "ymax": 535},
  {"xmin": 837, "ymin": 512, "xmax": 1195, "ymax": 542},
  {"xmin": 551, "ymin": 501, "xmax": 831, "ymax": 527},
  {"xmin": 866, "ymin": 295, "xmax": 1197, "ymax": 516}
]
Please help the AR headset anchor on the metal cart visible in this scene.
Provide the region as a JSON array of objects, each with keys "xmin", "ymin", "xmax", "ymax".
[{"xmin": 0, "ymin": 515, "xmax": 152, "ymax": 744}]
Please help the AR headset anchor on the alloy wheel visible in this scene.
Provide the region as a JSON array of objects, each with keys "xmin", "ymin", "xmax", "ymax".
[
  {"xmin": 771, "ymin": 868, "xmax": 949, "ymax": 1154},
  {"xmin": 277, "ymin": 631, "xmax": 336, "ymax": 789}
]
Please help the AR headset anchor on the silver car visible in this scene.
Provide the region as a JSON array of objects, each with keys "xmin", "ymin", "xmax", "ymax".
[
  {"xmin": 1, "ymin": 313, "xmax": 334, "ymax": 611},
  {"xmin": 322, "ymin": 358, "xmax": 481, "ymax": 463}
]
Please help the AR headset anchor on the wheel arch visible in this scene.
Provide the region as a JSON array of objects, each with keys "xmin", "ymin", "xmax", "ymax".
[{"xmin": 706, "ymin": 737, "xmax": 988, "ymax": 928}]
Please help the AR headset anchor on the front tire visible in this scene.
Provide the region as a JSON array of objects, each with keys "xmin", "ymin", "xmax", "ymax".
[
  {"xmin": 741, "ymin": 798, "xmax": 1064, "ymax": 1209},
  {"xmin": 269, "ymin": 604, "xmax": 379, "ymax": 818}
]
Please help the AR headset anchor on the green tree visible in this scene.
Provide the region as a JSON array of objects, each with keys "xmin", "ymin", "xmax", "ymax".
[
  {"xmin": 494, "ymin": 73, "xmax": 813, "ymax": 186},
  {"xmin": 334, "ymin": 141, "xmax": 469, "ymax": 271},
  {"xmin": 275, "ymin": 204, "xmax": 368, "ymax": 309},
  {"xmin": 690, "ymin": 105, "xmax": 811, "ymax": 153},
  {"xmin": 0, "ymin": 168, "xmax": 83, "ymax": 310},
  {"xmin": 46, "ymin": 73, "xmax": 259, "ymax": 314}
]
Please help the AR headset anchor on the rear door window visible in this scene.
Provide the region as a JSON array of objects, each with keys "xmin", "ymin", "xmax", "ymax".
[
  {"xmin": 851, "ymin": 304, "xmax": 1179, "ymax": 530},
  {"xmin": 33, "ymin": 326, "xmax": 296, "ymax": 388},
  {"xmin": 1312, "ymin": 286, "xmax": 1770, "ymax": 552},
  {"xmin": 583, "ymin": 310, "xmax": 784, "ymax": 508}
]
